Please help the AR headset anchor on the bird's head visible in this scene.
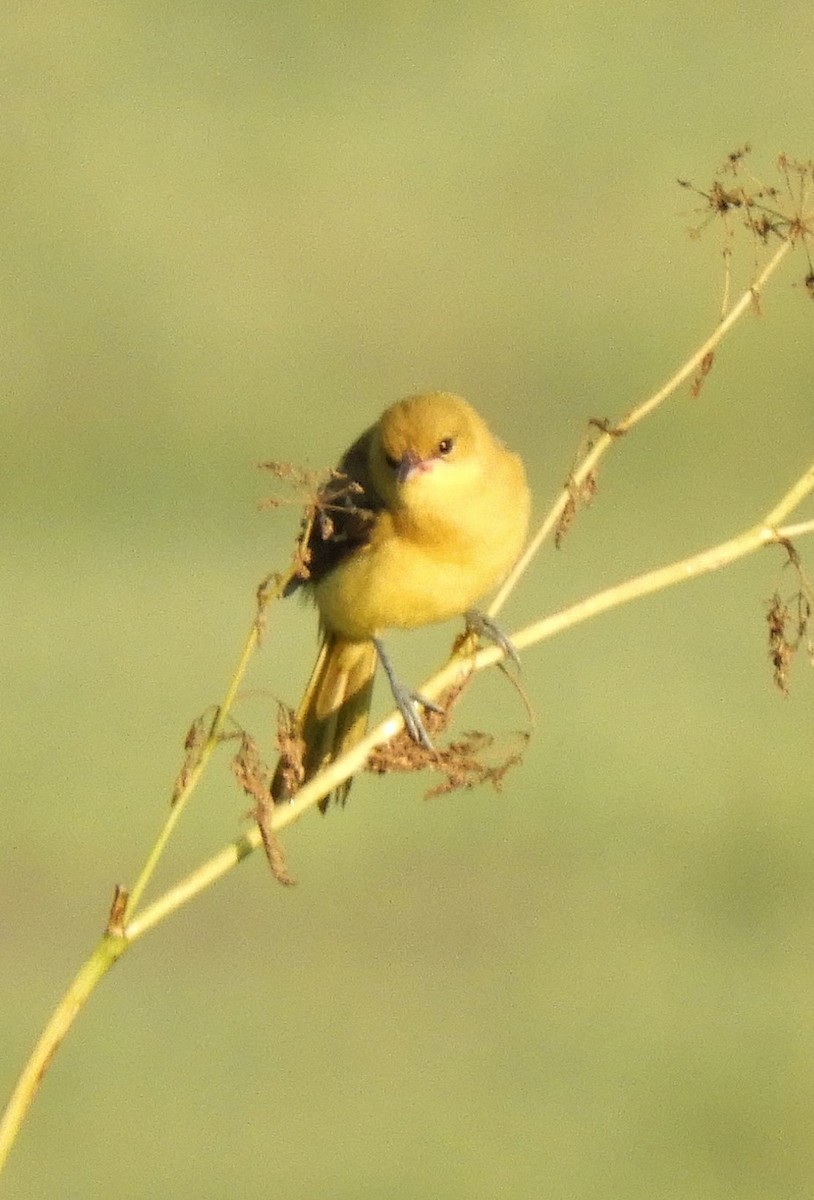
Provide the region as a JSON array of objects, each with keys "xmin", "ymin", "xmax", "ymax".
[{"xmin": 369, "ymin": 392, "xmax": 490, "ymax": 510}]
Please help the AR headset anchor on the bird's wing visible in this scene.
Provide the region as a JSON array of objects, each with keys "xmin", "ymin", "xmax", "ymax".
[{"xmin": 284, "ymin": 425, "xmax": 384, "ymax": 594}]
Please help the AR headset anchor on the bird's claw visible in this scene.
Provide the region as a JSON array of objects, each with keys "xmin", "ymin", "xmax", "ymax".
[
  {"xmin": 374, "ymin": 637, "xmax": 438, "ymax": 750},
  {"xmin": 395, "ymin": 686, "xmax": 436, "ymax": 750},
  {"xmin": 464, "ymin": 609, "xmax": 520, "ymax": 668}
]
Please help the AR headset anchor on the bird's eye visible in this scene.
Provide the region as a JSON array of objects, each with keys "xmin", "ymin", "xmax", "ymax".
[
  {"xmin": 437, "ymin": 437, "xmax": 454, "ymax": 456},
  {"xmin": 384, "ymin": 452, "xmax": 400, "ymax": 471}
]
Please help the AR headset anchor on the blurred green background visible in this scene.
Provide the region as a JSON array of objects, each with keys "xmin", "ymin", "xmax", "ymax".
[{"xmin": 3, "ymin": 4, "xmax": 814, "ymax": 1197}]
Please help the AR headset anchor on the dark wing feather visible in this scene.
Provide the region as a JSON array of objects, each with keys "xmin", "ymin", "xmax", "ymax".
[{"xmin": 284, "ymin": 425, "xmax": 383, "ymax": 595}]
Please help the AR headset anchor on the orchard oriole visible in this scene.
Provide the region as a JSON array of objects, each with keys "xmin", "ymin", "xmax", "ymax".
[{"xmin": 272, "ymin": 392, "xmax": 530, "ymax": 807}]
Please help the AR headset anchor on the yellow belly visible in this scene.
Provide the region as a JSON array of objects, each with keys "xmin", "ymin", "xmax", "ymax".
[{"xmin": 314, "ymin": 495, "xmax": 528, "ymax": 640}]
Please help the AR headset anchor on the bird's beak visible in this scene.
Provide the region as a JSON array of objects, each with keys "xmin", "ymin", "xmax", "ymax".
[{"xmin": 396, "ymin": 451, "xmax": 432, "ymax": 484}]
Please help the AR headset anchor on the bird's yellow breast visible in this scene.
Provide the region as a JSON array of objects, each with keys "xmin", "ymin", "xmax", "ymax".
[{"xmin": 314, "ymin": 438, "xmax": 529, "ymax": 640}]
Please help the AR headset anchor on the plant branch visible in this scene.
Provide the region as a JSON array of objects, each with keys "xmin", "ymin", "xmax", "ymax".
[
  {"xmin": 0, "ymin": 589, "xmax": 279, "ymax": 1177},
  {"xmin": 0, "ymin": 937, "xmax": 126, "ymax": 1171},
  {"xmin": 490, "ymin": 234, "xmax": 793, "ymax": 619},
  {"xmin": 0, "ymin": 199, "xmax": 806, "ymax": 1178},
  {"xmin": 124, "ymin": 585, "xmax": 278, "ymax": 921},
  {"xmin": 124, "ymin": 453, "xmax": 814, "ymax": 941}
]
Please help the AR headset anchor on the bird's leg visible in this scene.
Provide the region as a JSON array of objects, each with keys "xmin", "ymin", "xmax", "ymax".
[
  {"xmin": 373, "ymin": 637, "xmax": 441, "ymax": 750},
  {"xmin": 464, "ymin": 609, "xmax": 521, "ymax": 668}
]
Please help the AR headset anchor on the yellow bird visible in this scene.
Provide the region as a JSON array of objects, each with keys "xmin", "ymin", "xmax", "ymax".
[{"xmin": 272, "ymin": 392, "xmax": 530, "ymax": 808}]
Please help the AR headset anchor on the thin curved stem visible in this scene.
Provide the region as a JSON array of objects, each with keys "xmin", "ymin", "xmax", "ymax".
[
  {"xmin": 0, "ymin": 937, "xmax": 126, "ymax": 1171},
  {"xmin": 124, "ymin": 458, "xmax": 814, "ymax": 943},
  {"xmin": 0, "ymin": 226, "xmax": 803, "ymax": 1180},
  {"xmin": 490, "ymin": 235, "xmax": 794, "ymax": 620},
  {"xmin": 124, "ymin": 621, "xmax": 261, "ymax": 921}
]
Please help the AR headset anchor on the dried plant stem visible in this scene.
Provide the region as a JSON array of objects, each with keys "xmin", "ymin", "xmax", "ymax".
[
  {"xmin": 490, "ymin": 234, "xmax": 793, "ymax": 619},
  {"xmin": 0, "ymin": 940, "xmax": 123, "ymax": 1170},
  {"xmin": 129, "ymin": 455, "xmax": 814, "ymax": 939},
  {"xmin": 0, "ymin": 604, "xmax": 273, "ymax": 1175},
  {"xmin": 5, "ymin": 456, "xmax": 811, "ymax": 1173},
  {"xmin": 124, "ymin": 621, "xmax": 262, "ymax": 920},
  {"xmin": 0, "ymin": 227, "xmax": 803, "ymax": 1178}
]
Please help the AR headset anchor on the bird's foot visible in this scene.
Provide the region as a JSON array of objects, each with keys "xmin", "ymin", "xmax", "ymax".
[
  {"xmin": 374, "ymin": 638, "xmax": 441, "ymax": 750},
  {"xmin": 464, "ymin": 609, "xmax": 520, "ymax": 668}
]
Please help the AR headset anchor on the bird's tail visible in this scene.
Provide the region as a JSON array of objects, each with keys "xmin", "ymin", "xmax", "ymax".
[{"xmin": 272, "ymin": 634, "xmax": 377, "ymax": 810}]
